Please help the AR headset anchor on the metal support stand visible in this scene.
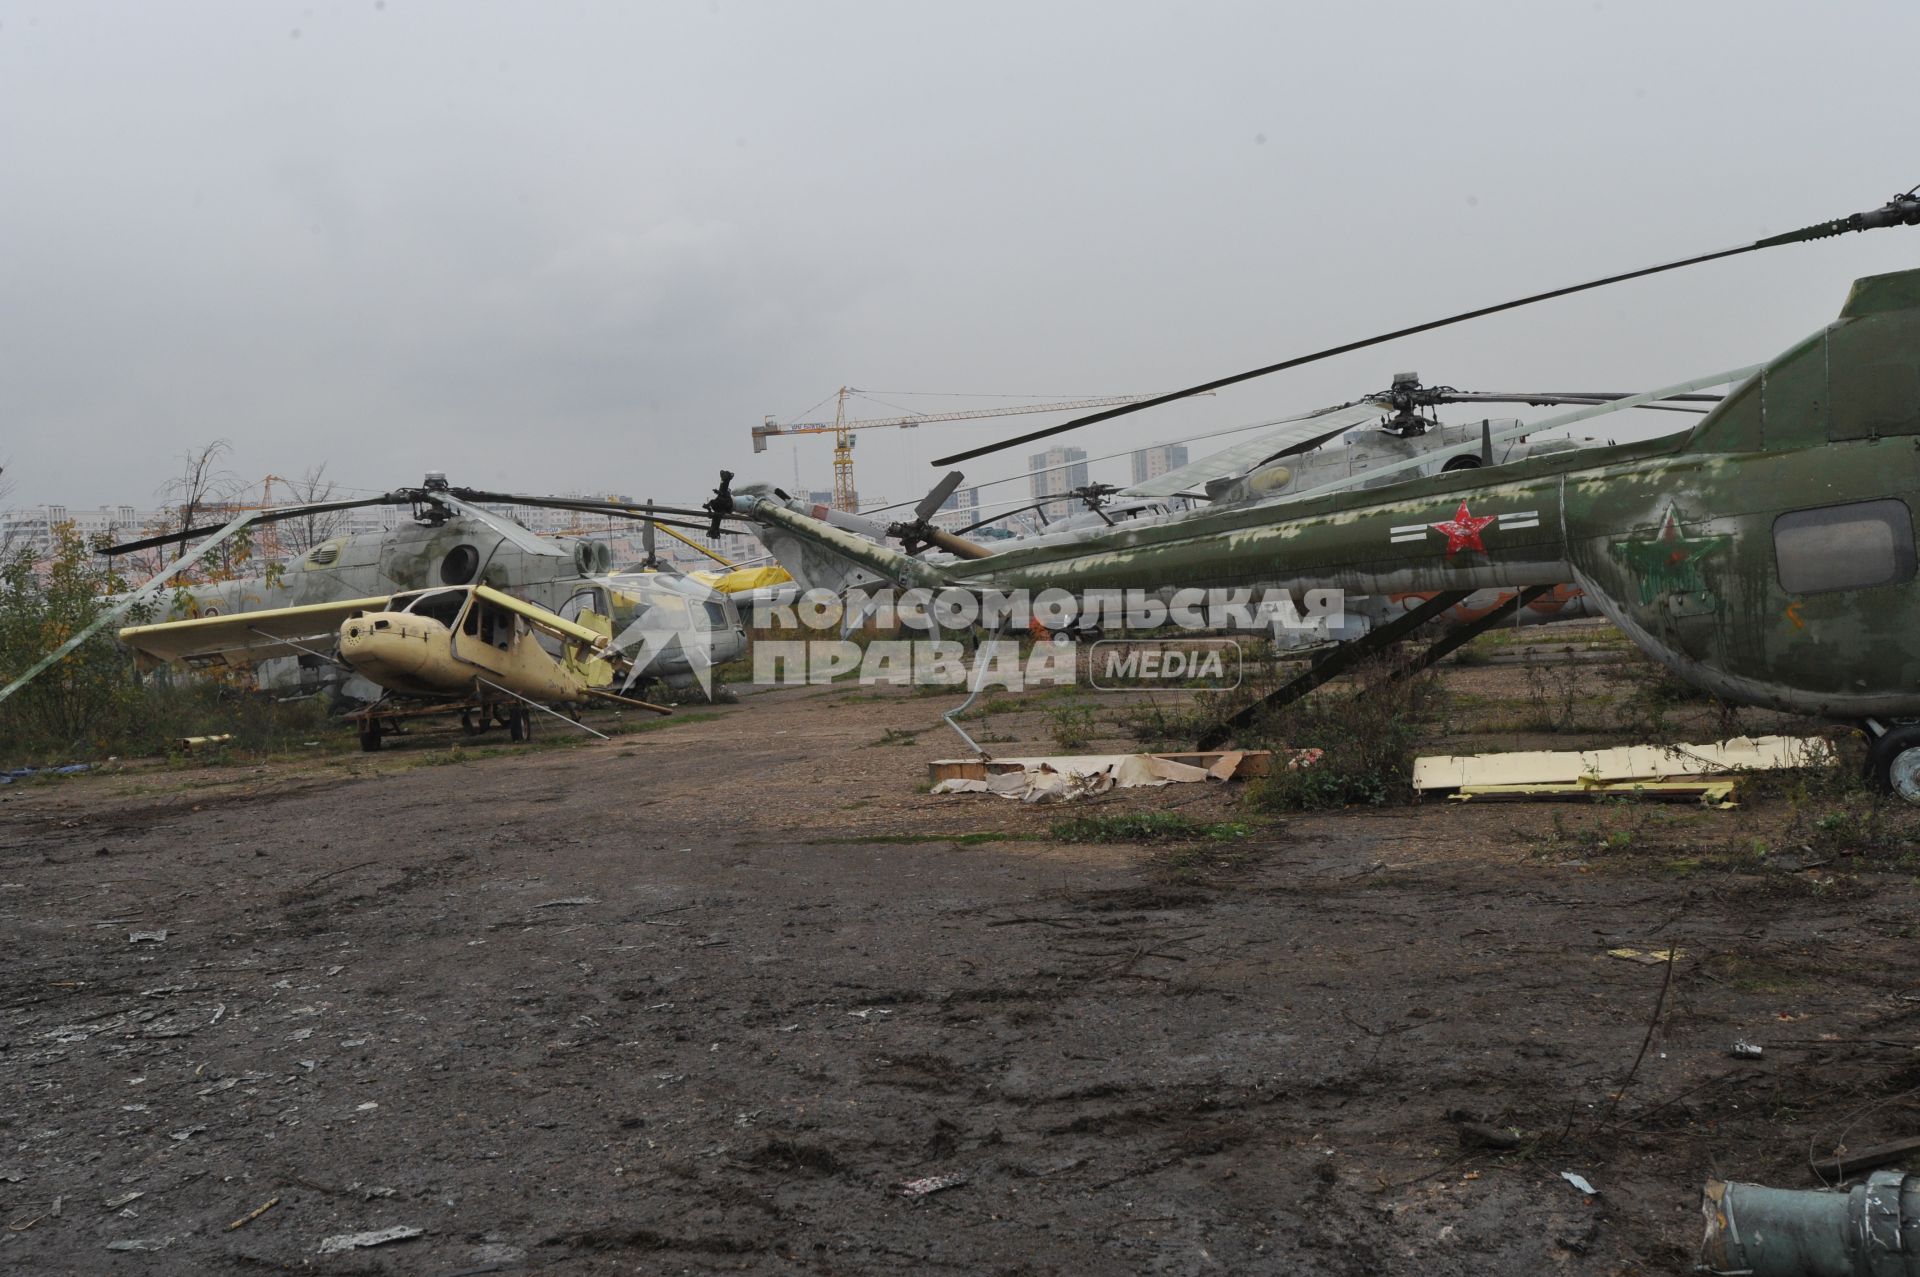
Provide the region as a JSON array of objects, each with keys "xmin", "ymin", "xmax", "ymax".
[
  {"xmin": 942, "ymin": 627, "xmax": 1005, "ymax": 757},
  {"xmin": 1196, "ymin": 590, "xmax": 1471, "ymax": 749},
  {"xmin": 1373, "ymin": 585, "xmax": 1554, "ymax": 687},
  {"xmin": 476, "ymin": 679, "xmax": 608, "ymax": 739},
  {"xmin": 250, "ymin": 629, "xmax": 351, "ymax": 670}
]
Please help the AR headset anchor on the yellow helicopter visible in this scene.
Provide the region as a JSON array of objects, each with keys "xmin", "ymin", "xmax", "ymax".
[{"xmin": 118, "ymin": 582, "xmax": 671, "ymax": 750}]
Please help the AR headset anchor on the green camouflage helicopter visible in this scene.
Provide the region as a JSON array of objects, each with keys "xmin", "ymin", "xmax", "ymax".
[{"xmin": 706, "ymin": 190, "xmax": 1920, "ymax": 798}]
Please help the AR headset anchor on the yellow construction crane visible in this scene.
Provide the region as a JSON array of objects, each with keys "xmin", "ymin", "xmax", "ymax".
[{"xmin": 753, "ymin": 388, "xmax": 1162, "ymax": 512}]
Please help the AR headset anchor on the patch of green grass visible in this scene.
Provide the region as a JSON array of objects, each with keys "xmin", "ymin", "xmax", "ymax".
[
  {"xmin": 610, "ymin": 710, "xmax": 720, "ymax": 736},
  {"xmin": 1050, "ymin": 810, "xmax": 1250, "ymax": 844},
  {"xmin": 867, "ymin": 726, "xmax": 924, "ymax": 747},
  {"xmin": 1046, "ymin": 699, "xmax": 1098, "ymax": 750}
]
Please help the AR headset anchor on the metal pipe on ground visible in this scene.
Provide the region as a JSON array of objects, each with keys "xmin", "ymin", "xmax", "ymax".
[{"xmin": 1701, "ymin": 1172, "xmax": 1920, "ymax": 1276}]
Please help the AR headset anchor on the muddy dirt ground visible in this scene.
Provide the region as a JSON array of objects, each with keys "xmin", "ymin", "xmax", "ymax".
[{"xmin": 4, "ymin": 635, "xmax": 1920, "ymax": 1275}]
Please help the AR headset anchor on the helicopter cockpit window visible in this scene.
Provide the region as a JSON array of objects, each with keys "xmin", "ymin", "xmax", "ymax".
[
  {"xmin": 480, "ymin": 603, "xmax": 512, "ymax": 649},
  {"xmin": 1773, "ymin": 499, "xmax": 1916, "ymax": 595},
  {"xmin": 701, "ymin": 600, "xmax": 730, "ymax": 630},
  {"xmin": 399, "ymin": 589, "xmax": 467, "ymax": 627}
]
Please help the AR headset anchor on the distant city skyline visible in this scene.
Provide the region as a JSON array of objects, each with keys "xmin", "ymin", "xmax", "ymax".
[
  {"xmin": 1131, "ymin": 443, "xmax": 1189, "ymax": 486},
  {"xmin": 1028, "ymin": 446, "xmax": 1089, "ymax": 522}
]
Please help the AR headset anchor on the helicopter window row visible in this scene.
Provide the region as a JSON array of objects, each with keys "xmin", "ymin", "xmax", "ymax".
[{"xmin": 1773, "ymin": 499, "xmax": 1915, "ymax": 596}]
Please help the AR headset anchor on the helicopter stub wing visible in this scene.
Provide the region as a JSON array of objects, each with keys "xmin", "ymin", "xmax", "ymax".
[
  {"xmin": 1120, "ymin": 403, "xmax": 1382, "ymax": 498},
  {"xmin": 117, "ymin": 596, "xmax": 393, "ymax": 667}
]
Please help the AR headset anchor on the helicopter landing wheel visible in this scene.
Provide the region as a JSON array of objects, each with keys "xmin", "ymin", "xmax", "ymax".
[
  {"xmin": 357, "ymin": 718, "xmax": 383, "ymax": 752},
  {"xmin": 460, "ymin": 709, "xmax": 488, "ymax": 736},
  {"xmin": 1864, "ymin": 723, "xmax": 1920, "ymax": 803},
  {"xmin": 508, "ymin": 706, "xmax": 532, "ymax": 742}
]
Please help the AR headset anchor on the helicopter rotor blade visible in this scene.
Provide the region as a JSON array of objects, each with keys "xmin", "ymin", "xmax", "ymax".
[
  {"xmin": 96, "ymin": 495, "xmax": 405, "ymax": 556},
  {"xmin": 448, "ymin": 490, "xmax": 725, "ymax": 524},
  {"xmin": 913, "ymin": 471, "xmax": 966, "ymax": 525},
  {"xmin": 1420, "ymin": 390, "xmax": 1721, "ymax": 414},
  {"xmin": 931, "ymin": 191, "xmax": 1920, "ymax": 467},
  {"xmin": 955, "ymin": 498, "xmax": 1057, "ymax": 536},
  {"xmin": 426, "ymin": 491, "xmax": 569, "ymax": 557}
]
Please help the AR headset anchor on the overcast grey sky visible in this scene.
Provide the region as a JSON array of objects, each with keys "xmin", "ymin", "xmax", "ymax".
[{"xmin": 2, "ymin": 0, "xmax": 1917, "ymax": 511}]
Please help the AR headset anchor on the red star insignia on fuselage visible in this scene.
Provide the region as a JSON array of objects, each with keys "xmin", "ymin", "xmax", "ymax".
[{"xmin": 1430, "ymin": 500, "xmax": 1497, "ymax": 555}]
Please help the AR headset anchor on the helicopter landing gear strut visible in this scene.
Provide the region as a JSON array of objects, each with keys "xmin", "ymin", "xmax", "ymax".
[{"xmin": 1863, "ymin": 720, "xmax": 1920, "ymax": 803}]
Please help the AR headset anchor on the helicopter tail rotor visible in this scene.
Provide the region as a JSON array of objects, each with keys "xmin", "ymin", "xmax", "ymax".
[
  {"xmin": 887, "ymin": 471, "xmax": 966, "ymax": 555},
  {"xmin": 704, "ymin": 471, "xmax": 736, "ymax": 540}
]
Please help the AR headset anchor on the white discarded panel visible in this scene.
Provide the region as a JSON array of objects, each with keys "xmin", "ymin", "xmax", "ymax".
[{"xmin": 1412, "ymin": 734, "xmax": 1832, "ymax": 791}]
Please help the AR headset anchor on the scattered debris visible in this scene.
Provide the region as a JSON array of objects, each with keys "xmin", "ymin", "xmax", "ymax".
[
  {"xmin": 127, "ymin": 930, "xmax": 169, "ymax": 945},
  {"xmin": 1809, "ymin": 1135, "xmax": 1920, "ymax": 1181},
  {"xmin": 169, "ymin": 1124, "xmax": 207, "ymax": 1141},
  {"xmin": 104, "ymin": 1237, "xmax": 173, "ymax": 1252},
  {"xmin": 1730, "ymin": 1040, "xmax": 1765, "ymax": 1060},
  {"xmin": 1607, "ymin": 947, "xmax": 1684, "ymax": 966},
  {"xmin": 1560, "ymin": 1171, "xmax": 1599, "ymax": 1196},
  {"xmin": 1454, "ymin": 1120, "xmax": 1523, "ymax": 1151},
  {"xmin": 929, "ymin": 749, "xmax": 1291, "ymax": 802},
  {"xmin": 536, "ymin": 897, "xmax": 598, "ymax": 908},
  {"xmin": 317, "ymin": 1225, "xmax": 424, "ymax": 1254},
  {"xmin": 227, "ymin": 1197, "xmax": 279, "ymax": 1231},
  {"xmin": 103, "ymin": 1191, "xmax": 145, "ymax": 1210},
  {"xmin": 176, "ymin": 734, "xmax": 233, "ymax": 750},
  {"xmin": 0, "ymin": 763, "xmax": 91, "ymax": 785},
  {"xmin": 899, "ymin": 1173, "xmax": 969, "ymax": 1199}
]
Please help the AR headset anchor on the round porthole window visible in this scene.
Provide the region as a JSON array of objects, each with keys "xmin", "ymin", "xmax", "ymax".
[{"xmin": 440, "ymin": 544, "xmax": 480, "ymax": 584}]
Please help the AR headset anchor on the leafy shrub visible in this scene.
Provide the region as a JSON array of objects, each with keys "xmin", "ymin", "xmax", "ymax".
[
  {"xmin": 1245, "ymin": 666, "xmax": 1445, "ymax": 810},
  {"xmin": 0, "ymin": 527, "xmax": 335, "ymax": 765}
]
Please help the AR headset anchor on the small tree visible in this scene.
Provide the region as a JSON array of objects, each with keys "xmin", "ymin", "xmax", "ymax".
[
  {"xmin": 278, "ymin": 463, "xmax": 346, "ymax": 557},
  {"xmin": 0, "ymin": 524, "xmax": 145, "ymax": 761}
]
